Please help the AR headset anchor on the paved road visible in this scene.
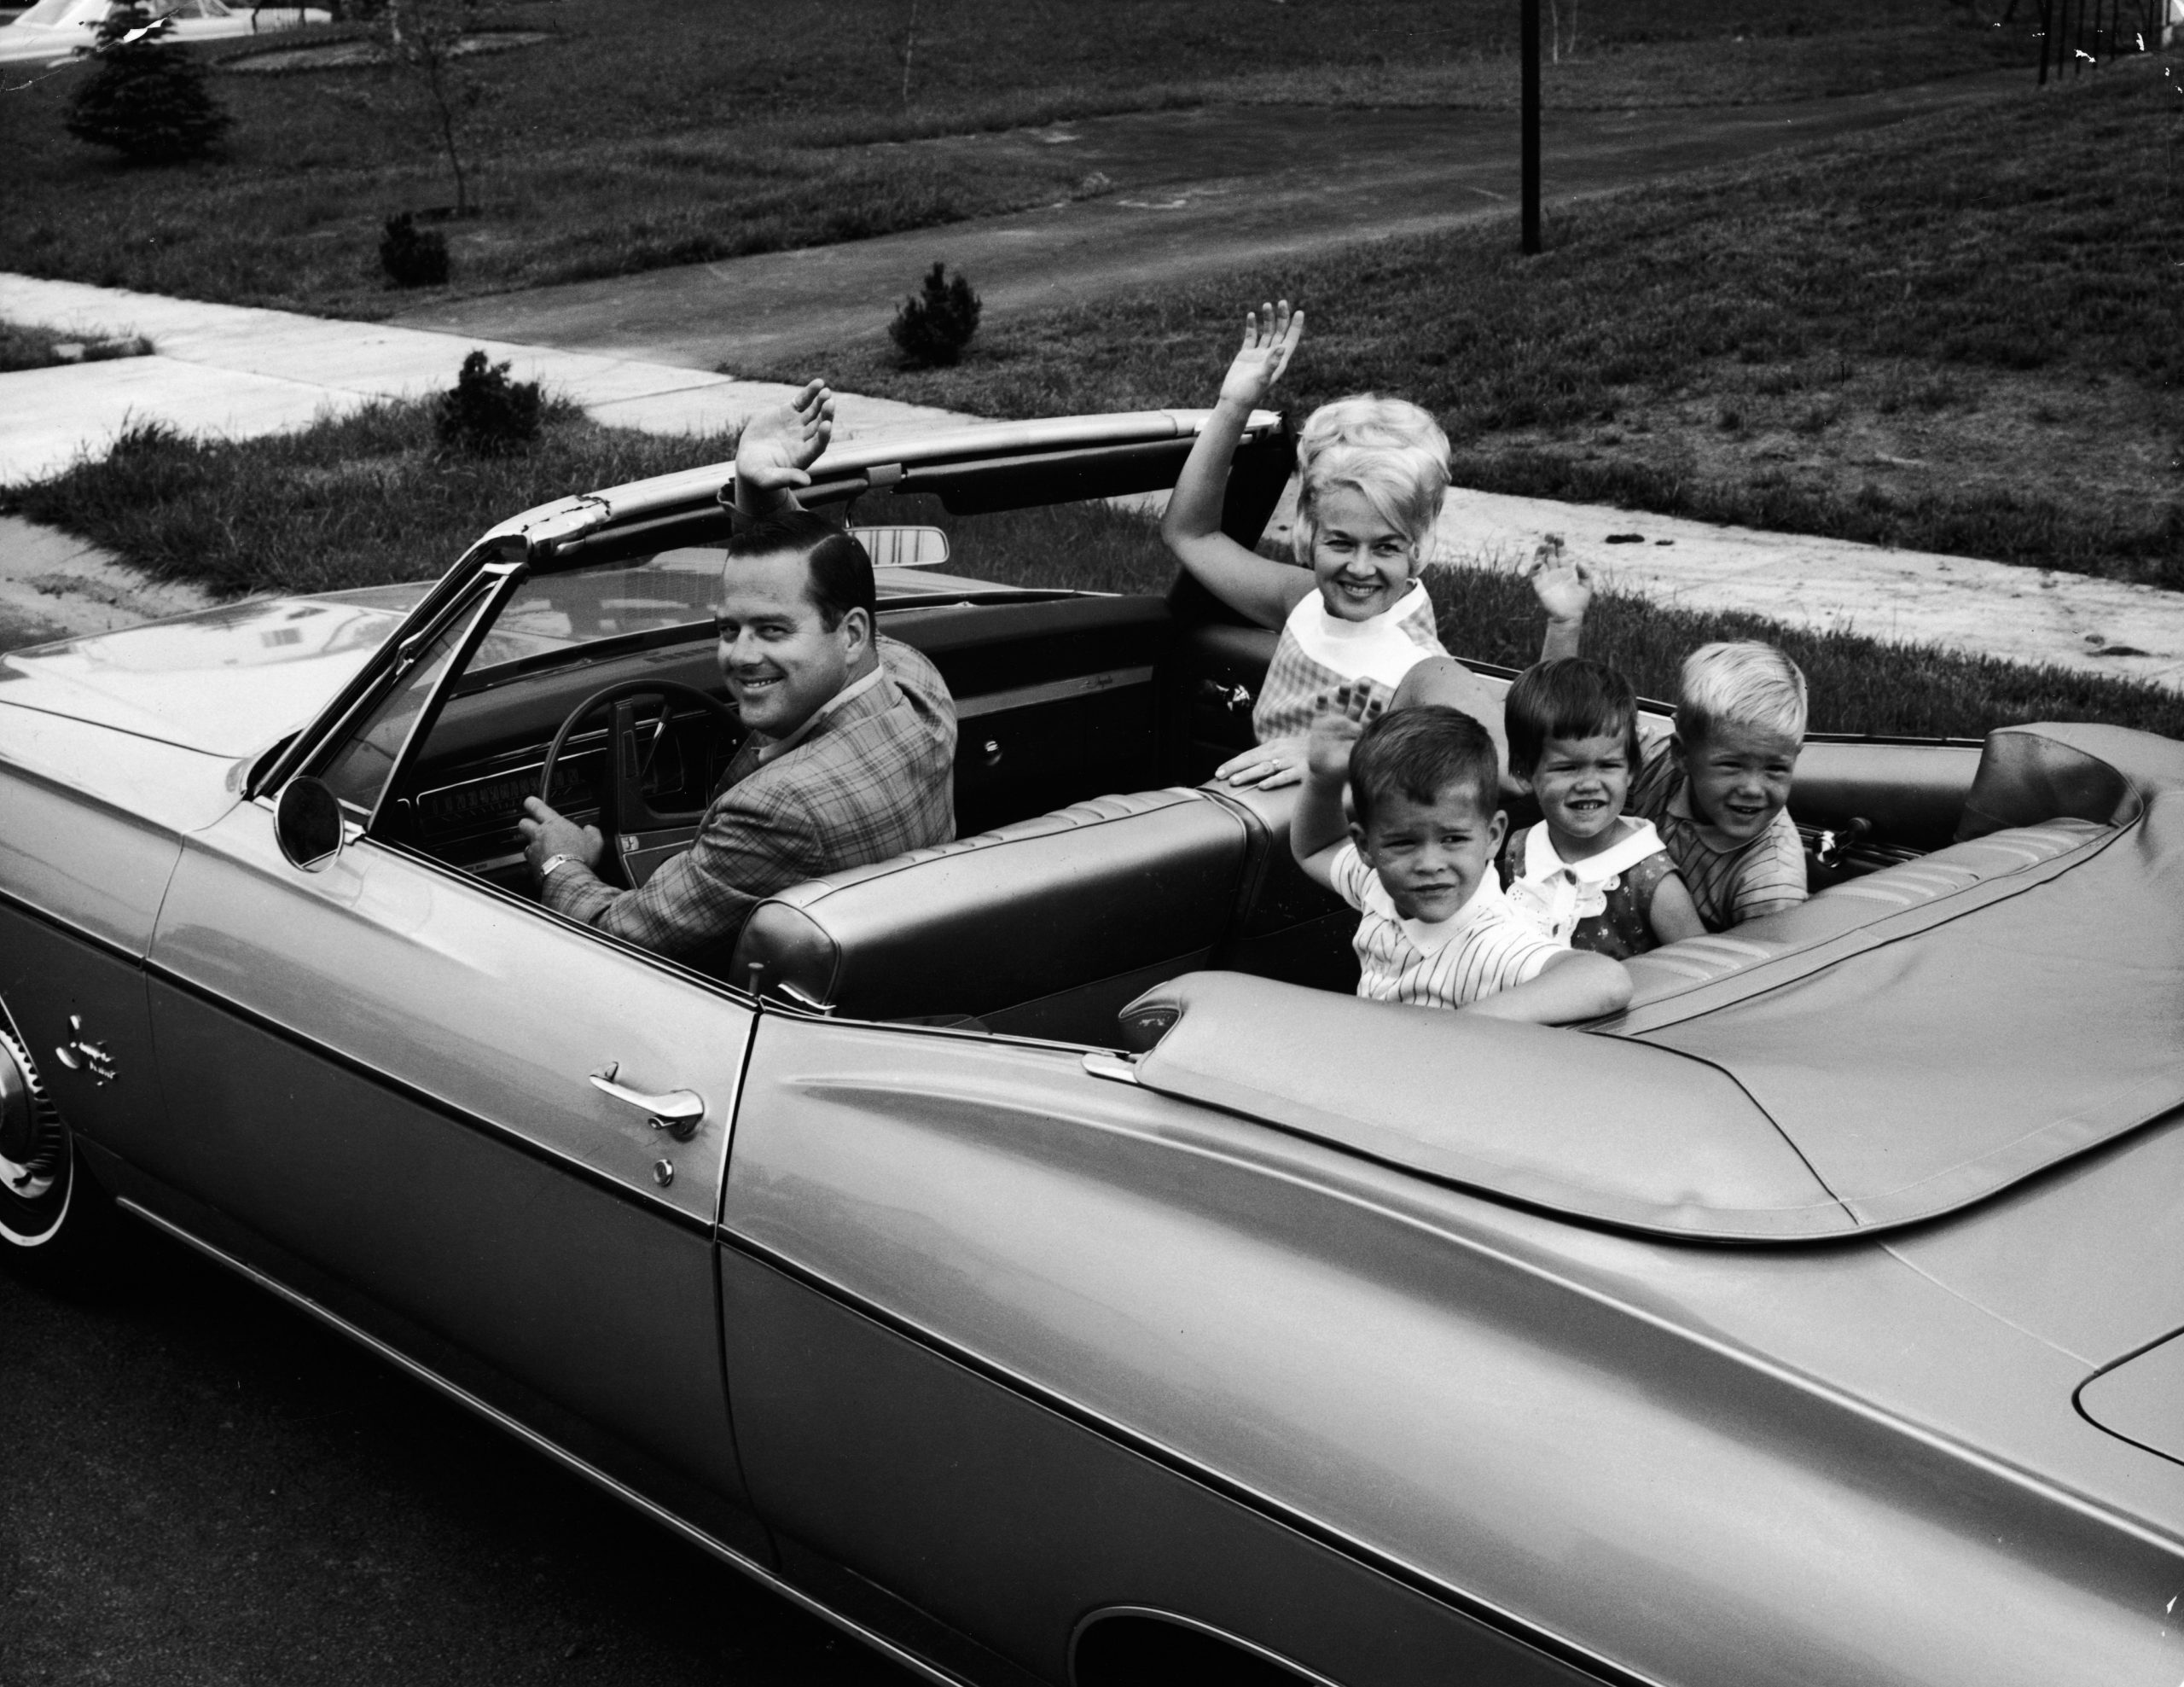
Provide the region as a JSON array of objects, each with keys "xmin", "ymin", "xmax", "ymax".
[
  {"xmin": 392, "ymin": 73, "xmax": 2023, "ymax": 374},
  {"xmin": 0, "ymin": 1219, "xmax": 913, "ymax": 1686}
]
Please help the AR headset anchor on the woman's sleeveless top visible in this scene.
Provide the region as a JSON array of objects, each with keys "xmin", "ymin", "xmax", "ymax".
[{"xmin": 1250, "ymin": 580, "xmax": 1445, "ymax": 742}]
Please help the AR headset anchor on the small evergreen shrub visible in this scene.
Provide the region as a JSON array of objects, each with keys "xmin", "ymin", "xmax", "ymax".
[
  {"xmin": 889, "ymin": 262, "xmax": 982, "ymax": 368},
  {"xmin": 435, "ymin": 351, "xmax": 543, "ymax": 456},
  {"xmin": 63, "ymin": 5, "xmax": 232, "ymax": 163},
  {"xmin": 380, "ymin": 213, "xmax": 452, "ymax": 288}
]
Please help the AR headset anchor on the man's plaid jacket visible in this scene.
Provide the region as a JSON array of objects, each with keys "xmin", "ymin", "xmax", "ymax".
[{"xmin": 543, "ymin": 637, "xmax": 956, "ymax": 961}]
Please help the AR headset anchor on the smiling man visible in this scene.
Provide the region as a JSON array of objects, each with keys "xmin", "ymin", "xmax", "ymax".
[{"xmin": 517, "ymin": 394, "xmax": 956, "ymax": 964}]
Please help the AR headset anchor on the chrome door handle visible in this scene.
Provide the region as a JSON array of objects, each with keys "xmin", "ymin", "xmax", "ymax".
[{"xmin": 590, "ymin": 1065, "xmax": 706, "ymax": 1141}]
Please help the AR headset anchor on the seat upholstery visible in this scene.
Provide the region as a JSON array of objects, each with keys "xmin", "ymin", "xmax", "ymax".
[{"xmin": 730, "ymin": 788, "xmax": 1252, "ymax": 1035}]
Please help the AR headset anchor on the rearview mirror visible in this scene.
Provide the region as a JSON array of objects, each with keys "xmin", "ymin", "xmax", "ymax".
[
  {"xmin": 275, "ymin": 776, "xmax": 346, "ymax": 871},
  {"xmin": 848, "ymin": 526, "xmax": 950, "ymax": 569}
]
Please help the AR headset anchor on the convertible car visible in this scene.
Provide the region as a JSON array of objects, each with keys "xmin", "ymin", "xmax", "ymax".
[{"xmin": 4, "ymin": 411, "xmax": 2183, "ymax": 1686}]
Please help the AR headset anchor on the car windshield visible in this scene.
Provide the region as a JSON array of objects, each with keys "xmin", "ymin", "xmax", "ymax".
[
  {"xmin": 462, "ymin": 494, "xmax": 1176, "ymax": 683},
  {"xmin": 481, "ymin": 547, "xmax": 725, "ymax": 670}
]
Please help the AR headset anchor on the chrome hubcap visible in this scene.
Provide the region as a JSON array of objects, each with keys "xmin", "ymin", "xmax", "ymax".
[{"xmin": 0, "ymin": 1023, "xmax": 62, "ymax": 1204}]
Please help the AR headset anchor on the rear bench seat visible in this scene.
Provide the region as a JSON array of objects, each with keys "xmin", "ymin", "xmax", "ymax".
[{"xmin": 735, "ymin": 722, "xmax": 2177, "ymax": 1045}]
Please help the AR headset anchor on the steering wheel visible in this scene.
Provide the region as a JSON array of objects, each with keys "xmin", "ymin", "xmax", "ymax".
[{"xmin": 537, "ymin": 679, "xmax": 742, "ymax": 887}]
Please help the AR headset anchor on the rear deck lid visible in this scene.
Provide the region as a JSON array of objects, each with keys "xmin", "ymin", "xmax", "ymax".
[{"xmin": 2081, "ymin": 1333, "xmax": 2184, "ymax": 1468}]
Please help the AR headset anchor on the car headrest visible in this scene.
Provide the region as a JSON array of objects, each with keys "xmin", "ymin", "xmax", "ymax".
[{"xmin": 1957, "ymin": 722, "xmax": 2184, "ymax": 841}]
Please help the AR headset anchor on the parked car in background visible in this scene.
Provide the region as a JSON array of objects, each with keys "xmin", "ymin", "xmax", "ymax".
[
  {"xmin": 0, "ymin": 0, "xmax": 328, "ymax": 62},
  {"xmin": 4, "ymin": 411, "xmax": 2182, "ymax": 1685}
]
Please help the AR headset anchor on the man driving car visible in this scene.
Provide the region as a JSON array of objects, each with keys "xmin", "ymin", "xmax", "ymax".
[{"xmin": 518, "ymin": 385, "xmax": 956, "ymax": 962}]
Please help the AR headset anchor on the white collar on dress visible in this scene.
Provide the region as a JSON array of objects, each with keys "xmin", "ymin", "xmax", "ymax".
[{"xmin": 1519, "ymin": 817, "xmax": 1665, "ymax": 884}]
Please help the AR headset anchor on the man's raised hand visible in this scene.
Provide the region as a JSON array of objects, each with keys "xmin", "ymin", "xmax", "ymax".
[
  {"xmin": 1218, "ymin": 300, "xmax": 1304, "ymax": 411},
  {"xmin": 735, "ymin": 379, "xmax": 836, "ymax": 503}
]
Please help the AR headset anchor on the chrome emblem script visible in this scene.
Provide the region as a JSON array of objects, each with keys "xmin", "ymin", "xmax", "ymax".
[{"xmin": 54, "ymin": 1015, "xmax": 117, "ymax": 1086}]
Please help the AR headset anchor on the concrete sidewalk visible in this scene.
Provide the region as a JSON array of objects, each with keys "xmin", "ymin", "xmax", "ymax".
[
  {"xmin": 4, "ymin": 273, "xmax": 2181, "ymax": 692},
  {"xmin": 0, "ymin": 273, "xmax": 967, "ymax": 486}
]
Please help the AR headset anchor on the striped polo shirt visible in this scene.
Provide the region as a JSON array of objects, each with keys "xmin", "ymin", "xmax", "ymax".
[
  {"xmin": 1627, "ymin": 739, "xmax": 1807, "ymax": 932},
  {"xmin": 1330, "ymin": 844, "xmax": 1565, "ymax": 1010}
]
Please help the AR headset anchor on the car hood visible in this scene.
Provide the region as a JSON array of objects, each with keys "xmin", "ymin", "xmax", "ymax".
[{"xmin": 0, "ymin": 585, "xmax": 429, "ymax": 758}]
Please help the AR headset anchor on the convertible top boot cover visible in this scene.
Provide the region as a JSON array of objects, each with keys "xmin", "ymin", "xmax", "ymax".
[{"xmin": 1122, "ymin": 784, "xmax": 2184, "ymax": 1243}]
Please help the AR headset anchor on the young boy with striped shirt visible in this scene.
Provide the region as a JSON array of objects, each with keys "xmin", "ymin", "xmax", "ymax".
[
  {"xmin": 1628, "ymin": 642, "xmax": 1811, "ymax": 931},
  {"xmin": 1291, "ymin": 702, "xmax": 1633, "ymax": 1021}
]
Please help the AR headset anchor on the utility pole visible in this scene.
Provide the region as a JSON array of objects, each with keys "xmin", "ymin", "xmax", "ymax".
[{"xmin": 1522, "ymin": 0, "xmax": 1542, "ymax": 253}]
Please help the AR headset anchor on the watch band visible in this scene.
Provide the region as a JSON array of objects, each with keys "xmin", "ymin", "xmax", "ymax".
[{"xmin": 538, "ymin": 852, "xmax": 579, "ymax": 881}]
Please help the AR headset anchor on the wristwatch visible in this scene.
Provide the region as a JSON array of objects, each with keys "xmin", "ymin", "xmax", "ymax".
[{"xmin": 538, "ymin": 852, "xmax": 580, "ymax": 881}]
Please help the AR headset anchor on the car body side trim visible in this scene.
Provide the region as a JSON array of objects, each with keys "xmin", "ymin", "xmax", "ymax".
[
  {"xmin": 114, "ymin": 1197, "xmax": 967, "ymax": 1687},
  {"xmin": 139, "ymin": 957, "xmax": 714, "ymax": 1240},
  {"xmin": 1068, "ymin": 1606, "xmax": 1345, "ymax": 1687},
  {"xmin": 0, "ymin": 880, "xmax": 144, "ymax": 968},
  {"xmin": 716, "ymin": 1229, "xmax": 1649, "ymax": 1687}
]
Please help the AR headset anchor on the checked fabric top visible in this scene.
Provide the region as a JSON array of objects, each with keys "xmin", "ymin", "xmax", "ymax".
[{"xmin": 1251, "ymin": 580, "xmax": 1445, "ymax": 743}]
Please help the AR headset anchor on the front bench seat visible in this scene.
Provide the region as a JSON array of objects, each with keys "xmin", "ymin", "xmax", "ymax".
[{"xmin": 729, "ymin": 788, "xmax": 1252, "ymax": 1041}]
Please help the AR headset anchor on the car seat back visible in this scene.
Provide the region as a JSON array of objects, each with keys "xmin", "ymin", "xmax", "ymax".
[{"xmin": 731, "ymin": 788, "xmax": 1252, "ymax": 1041}]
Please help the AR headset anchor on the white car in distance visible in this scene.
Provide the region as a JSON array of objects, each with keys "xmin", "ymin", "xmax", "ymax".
[{"xmin": 0, "ymin": 0, "xmax": 329, "ymax": 63}]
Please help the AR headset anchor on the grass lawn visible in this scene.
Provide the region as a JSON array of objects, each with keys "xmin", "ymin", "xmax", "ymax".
[
  {"xmin": 0, "ymin": 0, "xmax": 2031, "ymax": 318},
  {"xmin": 0, "ymin": 320, "xmax": 151, "ymax": 371},
  {"xmin": 6, "ymin": 397, "xmax": 2179, "ymax": 742},
  {"xmin": 3, "ymin": 404, "xmax": 735, "ymax": 598},
  {"xmin": 782, "ymin": 62, "xmax": 2184, "ymax": 590}
]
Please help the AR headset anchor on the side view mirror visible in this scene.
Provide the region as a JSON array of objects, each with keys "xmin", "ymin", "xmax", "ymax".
[
  {"xmin": 847, "ymin": 526, "xmax": 950, "ymax": 569},
  {"xmin": 275, "ymin": 776, "xmax": 346, "ymax": 870}
]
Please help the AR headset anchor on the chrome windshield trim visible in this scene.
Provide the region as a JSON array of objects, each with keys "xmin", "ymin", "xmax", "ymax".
[{"xmin": 955, "ymin": 666, "xmax": 1155, "ymax": 720}]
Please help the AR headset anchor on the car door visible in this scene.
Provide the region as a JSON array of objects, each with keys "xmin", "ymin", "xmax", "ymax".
[
  {"xmin": 716, "ymin": 1013, "xmax": 1599, "ymax": 1687},
  {"xmin": 128, "ymin": 568, "xmax": 764, "ymax": 1550},
  {"xmin": 0, "ymin": 713, "xmax": 196, "ymax": 1244}
]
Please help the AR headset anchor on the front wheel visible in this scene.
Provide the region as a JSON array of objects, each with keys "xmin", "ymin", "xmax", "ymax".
[{"xmin": 0, "ymin": 1019, "xmax": 113, "ymax": 1265}]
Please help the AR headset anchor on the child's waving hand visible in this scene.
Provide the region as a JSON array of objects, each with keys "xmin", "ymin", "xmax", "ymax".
[
  {"xmin": 1305, "ymin": 684, "xmax": 1385, "ymax": 782},
  {"xmin": 1221, "ymin": 680, "xmax": 1383, "ymax": 790},
  {"xmin": 1291, "ymin": 686, "xmax": 1385, "ymax": 873},
  {"xmin": 1219, "ymin": 300, "xmax": 1304, "ymax": 410},
  {"xmin": 1523, "ymin": 536, "xmax": 1593, "ymax": 660}
]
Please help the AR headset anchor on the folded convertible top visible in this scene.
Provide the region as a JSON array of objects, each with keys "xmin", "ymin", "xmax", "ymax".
[{"xmin": 1123, "ymin": 724, "xmax": 2184, "ymax": 1242}]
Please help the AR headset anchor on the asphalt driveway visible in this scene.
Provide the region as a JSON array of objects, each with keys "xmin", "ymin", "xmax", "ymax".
[{"xmin": 0, "ymin": 1219, "xmax": 913, "ymax": 1687}]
